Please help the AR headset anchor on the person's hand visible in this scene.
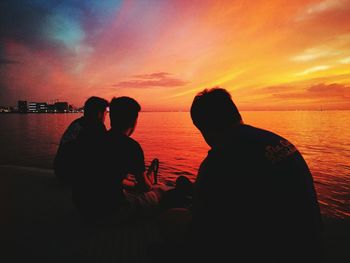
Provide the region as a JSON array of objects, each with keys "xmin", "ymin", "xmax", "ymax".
[
  {"xmin": 122, "ymin": 176, "xmax": 136, "ymax": 189},
  {"xmin": 135, "ymin": 181, "xmax": 153, "ymax": 193},
  {"xmin": 147, "ymin": 158, "xmax": 159, "ymax": 185}
]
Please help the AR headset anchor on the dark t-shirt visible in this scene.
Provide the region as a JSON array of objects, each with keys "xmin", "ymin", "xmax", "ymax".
[
  {"xmin": 73, "ymin": 129, "xmax": 146, "ymax": 219},
  {"xmin": 191, "ymin": 124, "xmax": 322, "ymax": 261},
  {"xmin": 54, "ymin": 117, "xmax": 106, "ymax": 186},
  {"xmin": 105, "ymin": 130, "xmax": 146, "ymax": 201}
]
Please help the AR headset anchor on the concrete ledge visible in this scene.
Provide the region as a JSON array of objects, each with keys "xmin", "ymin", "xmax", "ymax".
[
  {"xmin": 0, "ymin": 165, "xmax": 349, "ymax": 262},
  {"xmin": 0, "ymin": 165, "xmax": 161, "ymax": 263}
]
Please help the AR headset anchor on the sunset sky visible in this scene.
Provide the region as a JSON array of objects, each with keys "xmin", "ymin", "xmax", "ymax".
[{"xmin": 1, "ymin": 0, "xmax": 350, "ymax": 110}]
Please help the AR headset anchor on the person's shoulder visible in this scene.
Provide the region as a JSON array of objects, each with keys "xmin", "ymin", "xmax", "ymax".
[
  {"xmin": 83, "ymin": 118, "xmax": 106, "ymax": 132},
  {"xmin": 240, "ymin": 124, "xmax": 276, "ymax": 138},
  {"xmin": 107, "ymin": 131, "xmax": 143, "ymax": 150},
  {"xmin": 245, "ymin": 125, "xmax": 295, "ymax": 148},
  {"xmin": 61, "ymin": 117, "xmax": 85, "ymax": 144},
  {"xmin": 239, "ymin": 124, "xmax": 289, "ymax": 145},
  {"xmin": 68, "ymin": 116, "xmax": 84, "ymax": 128},
  {"xmin": 126, "ymin": 136, "xmax": 143, "ymax": 151},
  {"xmin": 243, "ymin": 125, "xmax": 301, "ymax": 164}
]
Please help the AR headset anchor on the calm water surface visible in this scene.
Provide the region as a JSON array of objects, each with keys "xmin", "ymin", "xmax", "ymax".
[{"xmin": 0, "ymin": 111, "xmax": 349, "ymax": 218}]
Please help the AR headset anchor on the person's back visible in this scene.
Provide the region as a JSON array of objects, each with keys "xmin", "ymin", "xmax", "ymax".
[
  {"xmin": 193, "ymin": 124, "xmax": 322, "ymax": 261},
  {"xmin": 54, "ymin": 116, "xmax": 85, "ymax": 186},
  {"xmin": 189, "ymin": 88, "xmax": 323, "ymax": 262},
  {"xmin": 70, "ymin": 119, "xmax": 109, "ymax": 219},
  {"xmin": 54, "ymin": 97, "xmax": 108, "ymax": 187},
  {"xmin": 54, "ymin": 97, "xmax": 109, "ymax": 222},
  {"xmin": 97, "ymin": 129, "xmax": 147, "ymax": 216}
]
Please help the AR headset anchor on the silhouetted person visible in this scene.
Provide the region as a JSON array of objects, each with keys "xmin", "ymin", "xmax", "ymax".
[
  {"xmin": 53, "ymin": 96, "xmax": 108, "ymax": 187},
  {"xmin": 160, "ymin": 176, "xmax": 193, "ymax": 211},
  {"xmin": 76, "ymin": 96, "xmax": 160, "ymax": 223},
  {"xmin": 189, "ymin": 88, "xmax": 323, "ymax": 262}
]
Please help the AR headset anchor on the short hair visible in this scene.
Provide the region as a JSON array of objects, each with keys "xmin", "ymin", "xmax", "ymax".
[
  {"xmin": 190, "ymin": 88, "xmax": 242, "ymax": 132},
  {"xmin": 109, "ymin": 97, "xmax": 141, "ymax": 130},
  {"xmin": 175, "ymin": 175, "xmax": 193, "ymax": 195},
  {"xmin": 84, "ymin": 96, "xmax": 109, "ymax": 118}
]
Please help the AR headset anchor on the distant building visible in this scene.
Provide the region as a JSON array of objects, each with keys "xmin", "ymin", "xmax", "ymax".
[
  {"xmin": 28, "ymin": 102, "xmax": 37, "ymax": 112},
  {"xmin": 18, "ymin": 101, "xmax": 28, "ymax": 113},
  {"xmin": 28, "ymin": 102, "xmax": 48, "ymax": 113},
  {"xmin": 14, "ymin": 100, "xmax": 74, "ymax": 113},
  {"xmin": 0, "ymin": 106, "xmax": 10, "ymax": 113},
  {"xmin": 54, "ymin": 102, "xmax": 69, "ymax": 112},
  {"xmin": 47, "ymin": 104, "xmax": 56, "ymax": 112},
  {"xmin": 36, "ymin": 102, "xmax": 48, "ymax": 112}
]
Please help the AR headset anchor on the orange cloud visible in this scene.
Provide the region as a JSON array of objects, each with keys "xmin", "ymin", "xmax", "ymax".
[
  {"xmin": 272, "ymin": 83, "xmax": 350, "ymax": 101},
  {"xmin": 113, "ymin": 72, "xmax": 187, "ymax": 89}
]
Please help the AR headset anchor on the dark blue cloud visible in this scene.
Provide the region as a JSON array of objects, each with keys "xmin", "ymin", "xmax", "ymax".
[
  {"xmin": 0, "ymin": 0, "xmax": 122, "ymax": 52},
  {"xmin": 0, "ymin": 0, "xmax": 51, "ymax": 48}
]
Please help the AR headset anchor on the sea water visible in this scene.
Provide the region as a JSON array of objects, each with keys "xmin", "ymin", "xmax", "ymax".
[{"xmin": 0, "ymin": 111, "xmax": 349, "ymax": 218}]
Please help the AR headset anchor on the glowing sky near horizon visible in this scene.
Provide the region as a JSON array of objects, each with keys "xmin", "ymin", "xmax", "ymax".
[{"xmin": 0, "ymin": 0, "xmax": 350, "ymax": 110}]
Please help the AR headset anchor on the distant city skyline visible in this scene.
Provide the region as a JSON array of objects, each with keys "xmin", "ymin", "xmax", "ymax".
[
  {"xmin": 1, "ymin": 97, "xmax": 348, "ymax": 112},
  {"xmin": 0, "ymin": 99, "xmax": 82, "ymax": 113},
  {"xmin": 1, "ymin": 99, "xmax": 78, "ymax": 108},
  {"xmin": 1, "ymin": 1, "xmax": 350, "ymax": 111}
]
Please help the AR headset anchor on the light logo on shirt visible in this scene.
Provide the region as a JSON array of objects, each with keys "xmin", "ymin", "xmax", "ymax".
[{"xmin": 265, "ymin": 140, "xmax": 297, "ymax": 164}]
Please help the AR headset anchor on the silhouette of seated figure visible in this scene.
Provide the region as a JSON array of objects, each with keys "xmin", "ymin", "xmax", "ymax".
[
  {"xmin": 188, "ymin": 88, "xmax": 323, "ymax": 262},
  {"xmin": 73, "ymin": 97, "xmax": 162, "ymax": 223},
  {"xmin": 54, "ymin": 97, "xmax": 108, "ymax": 187}
]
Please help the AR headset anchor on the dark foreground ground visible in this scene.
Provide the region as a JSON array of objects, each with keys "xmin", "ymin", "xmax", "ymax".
[{"xmin": 0, "ymin": 165, "xmax": 349, "ymax": 263}]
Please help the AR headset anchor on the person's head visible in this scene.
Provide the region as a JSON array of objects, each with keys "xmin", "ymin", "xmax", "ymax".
[
  {"xmin": 109, "ymin": 96, "xmax": 141, "ymax": 136},
  {"xmin": 175, "ymin": 176, "xmax": 193, "ymax": 196},
  {"xmin": 190, "ymin": 88, "xmax": 242, "ymax": 145},
  {"xmin": 84, "ymin": 96, "xmax": 109, "ymax": 123}
]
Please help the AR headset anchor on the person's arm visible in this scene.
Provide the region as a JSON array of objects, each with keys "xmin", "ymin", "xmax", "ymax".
[
  {"xmin": 123, "ymin": 161, "xmax": 154, "ymax": 191},
  {"xmin": 126, "ymin": 140, "xmax": 153, "ymax": 192},
  {"xmin": 134, "ymin": 170, "xmax": 153, "ymax": 192}
]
